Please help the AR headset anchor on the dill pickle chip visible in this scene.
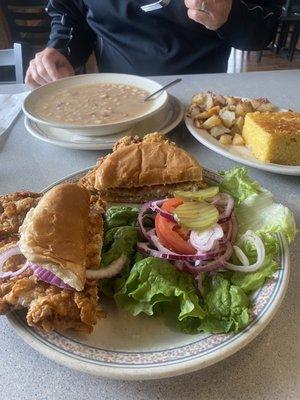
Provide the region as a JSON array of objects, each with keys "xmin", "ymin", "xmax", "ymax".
[
  {"xmin": 174, "ymin": 201, "xmax": 219, "ymax": 232},
  {"xmin": 174, "ymin": 187, "xmax": 219, "ymax": 201}
]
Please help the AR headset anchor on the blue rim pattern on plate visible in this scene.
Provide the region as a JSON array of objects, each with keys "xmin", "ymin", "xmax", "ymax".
[
  {"xmin": 7, "ymin": 168, "xmax": 290, "ymax": 378},
  {"xmin": 11, "ymin": 236, "xmax": 284, "ymax": 368}
]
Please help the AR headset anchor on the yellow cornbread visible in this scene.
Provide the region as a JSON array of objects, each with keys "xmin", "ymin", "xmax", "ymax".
[{"xmin": 242, "ymin": 111, "xmax": 300, "ymax": 165}]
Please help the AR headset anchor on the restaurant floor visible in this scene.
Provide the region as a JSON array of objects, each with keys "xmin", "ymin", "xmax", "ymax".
[
  {"xmin": 85, "ymin": 49, "xmax": 300, "ymax": 74},
  {"xmin": 227, "ymin": 48, "xmax": 300, "ymax": 73}
]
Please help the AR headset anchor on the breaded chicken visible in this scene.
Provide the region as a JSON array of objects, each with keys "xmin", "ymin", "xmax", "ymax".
[
  {"xmin": 0, "ymin": 191, "xmax": 40, "ymax": 246},
  {"xmin": 0, "ymin": 190, "xmax": 105, "ymax": 333}
]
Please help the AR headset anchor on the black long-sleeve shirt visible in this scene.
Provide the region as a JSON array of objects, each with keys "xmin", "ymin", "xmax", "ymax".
[{"xmin": 47, "ymin": 0, "xmax": 281, "ymax": 75}]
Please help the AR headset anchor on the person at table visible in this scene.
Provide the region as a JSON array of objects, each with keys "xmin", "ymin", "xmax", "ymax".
[{"xmin": 25, "ymin": 0, "xmax": 281, "ymax": 88}]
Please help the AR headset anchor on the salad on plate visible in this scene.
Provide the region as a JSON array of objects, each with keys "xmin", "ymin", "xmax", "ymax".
[{"xmin": 99, "ymin": 167, "xmax": 296, "ymax": 335}]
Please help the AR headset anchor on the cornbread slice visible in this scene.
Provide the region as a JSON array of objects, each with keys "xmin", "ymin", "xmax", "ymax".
[{"xmin": 242, "ymin": 112, "xmax": 300, "ymax": 165}]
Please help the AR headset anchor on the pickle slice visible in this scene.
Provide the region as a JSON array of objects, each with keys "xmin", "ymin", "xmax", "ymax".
[
  {"xmin": 174, "ymin": 201, "xmax": 219, "ymax": 232},
  {"xmin": 174, "ymin": 186, "xmax": 219, "ymax": 201}
]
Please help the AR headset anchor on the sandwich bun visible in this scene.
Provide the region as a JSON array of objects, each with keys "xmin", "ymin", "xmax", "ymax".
[
  {"xmin": 95, "ymin": 133, "xmax": 203, "ymax": 189},
  {"xmin": 19, "ymin": 184, "xmax": 90, "ymax": 291}
]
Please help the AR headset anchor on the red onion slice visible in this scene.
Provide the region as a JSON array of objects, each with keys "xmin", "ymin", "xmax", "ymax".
[
  {"xmin": 137, "ymin": 203, "xmax": 154, "ymax": 241},
  {"xmin": 86, "ymin": 254, "xmax": 127, "ymax": 279},
  {"xmin": 137, "ymin": 236, "xmax": 225, "ymax": 262},
  {"xmin": 0, "ymin": 244, "xmax": 28, "ymax": 280},
  {"xmin": 196, "ymin": 241, "xmax": 233, "ymax": 272},
  {"xmin": 29, "ymin": 263, "xmax": 74, "ymax": 290},
  {"xmin": 210, "ymin": 193, "xmax": 235, "ymax": 223},
  {"xmin": 230, "ymin": 212, "xmax": 238, "ymax": 244},
  {"xmin": 218, "ymin": 193, "xmax": 235, "ymax": 223},
  {"xmin": 233, "ymin": 245, "xmax": 250, "ymax": 266},
  {"xmin": 190, "ymin": 224, "xmax": 224, "ymax": 252},
  {"xmin": 149, "ymin": 232, "xmax": 224, "ymax": 260},
  {"xmin": 148, "ymin": 200, "xmax": 175, "ymax": 222},
  {"xmin": 225, "ymin": 231, "xmax": 265, "ymax": 272},
  {"xmin": 219, "ymin": 219, "xmax": 232, "ymax": 244}
]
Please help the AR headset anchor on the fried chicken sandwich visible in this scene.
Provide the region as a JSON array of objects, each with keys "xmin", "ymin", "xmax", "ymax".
[
  {"xmin": 0, "ymin": 183, "xmax": 106, "ymax": 333},
  {"xmin": 81, "ymin": 133, "xmax": 205, "ymax": 203}
]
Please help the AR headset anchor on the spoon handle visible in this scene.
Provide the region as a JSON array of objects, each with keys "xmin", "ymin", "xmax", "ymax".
[{"xmin": 144, "ymin": 78, "xmax": 182, "ymax": 101}]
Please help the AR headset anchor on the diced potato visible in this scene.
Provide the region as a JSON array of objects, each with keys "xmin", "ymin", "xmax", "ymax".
[
  {"xmin": 194, "ymin": 118, "xmax": 202, "ymax": 128},
  {"xmin": 219, "ymin": 134, "xmax": 232, "ymax": 145},
  {"xmin": 201, "ymin": 115, "xmax": 222, "ymax": 129},
  {"xmin": 219, "ymin": 109, "xmax": 236, "ymax": 128},
  {"xmin": 204, "ymin": 94, "xmax": 214, "ymax": 110},
  {"xmin": 214, "ymin": 94, "xmax": 226, "ymax": 106},
  {"xmin": 225, "ymin": 96, "xmax": 238, "ymax": 106},
  {"xmin": 234, "ymin": 116, "xmax": 245, "ymax": 131},
  {"xmin": 235, "ymin": 100, "xmax": 253, "ymax": 116},
  {"xmin": 232, "ymin": 133, "xmax": 245, "ymax": 146},
  {"xmin": 197, "ymin": 106, "xmax": 221, "ymax": 119},
  {"xmin": 192, "ymin": 93, "xmax": 205, "ymax": 104},
  {"xmin": 210, "ymin": 125, "xmax": 231, "ymax": 137},
  {"xmin": 251, "ymin": 98, "xmax": 270, "ymax": 110},
  {"xmin": 228, "ymin": 105, "xmax": 237, "ymax": 112},
  {"xmin": 187, "ymin": 104, "xmax": 201, "ymax": 118},
  {"xmin": 256, "ymin": 102, "xmax": 276, "ymax": 112}
]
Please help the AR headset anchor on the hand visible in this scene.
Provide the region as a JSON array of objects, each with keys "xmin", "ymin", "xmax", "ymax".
[
  {"xmin": 25, "ymin": 48, "xmax": 74, "ymax": 89},
  {"xmin": 184, "ymin": 0, "xmax": 233, "ymax": 31}
]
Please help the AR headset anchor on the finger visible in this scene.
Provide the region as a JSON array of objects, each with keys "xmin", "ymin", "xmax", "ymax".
[
  {"xmin": 29, "ymin": 61, "xmax": 48, "ymax": 86},
  {"xmin": 25, "ymin": 70, "xmax": 40, "ymax": 89},
  {"xmin": 42, "ymin": 54, "xmax": 61, "ymax": 81},
  {"xmin": 184, "ymin": 0, "xmax": 203, "ymax": 10},
  {"xmin": 35, "ymin": 59, "xmax": 53, "ymax": 83},
  {"xmin": 185, "ymin": 0, "xmax": 213, "ymax": 13},
  {"xmin": 187, "ymin": 9, "xmax": 214, "ymax": 29}
]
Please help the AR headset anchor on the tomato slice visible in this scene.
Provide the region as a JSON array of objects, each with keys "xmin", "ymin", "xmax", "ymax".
[{"xmin": 155, "ymin": 198, "xmax": 196, "ymax": 254}]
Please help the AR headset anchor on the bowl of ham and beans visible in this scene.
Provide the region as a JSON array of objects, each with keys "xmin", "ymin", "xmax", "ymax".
[{"xmin": 23, "ymin": 73, "xmax": 169, "ymax": 136}]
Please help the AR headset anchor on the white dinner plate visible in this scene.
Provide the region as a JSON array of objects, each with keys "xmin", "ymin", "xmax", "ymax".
[
  {"xmin": 23, "ymin": 73, "xmax": 168, "ymax": 136},
  {"xmin": 7, "ymin": 168, "xmax": 290, "ymax": 380},
  {"xmin": 185, "ymin": 115, "xmax": 300, "ymax": 176},
  {"xmin": 24, "ymin": 95, "xmax": 184, "ymax": 150}
]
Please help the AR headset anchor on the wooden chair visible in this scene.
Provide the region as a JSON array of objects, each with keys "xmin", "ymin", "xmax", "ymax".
[
  {"xmin": 276, "ymin": 0, "xmax": 300, "ymax": 61},
  {"xmin": 0, "ymin": 0, "xmax": 50, "ymax": 50},
  {"xmin": 0, "ymin": 42, "xmax": 32, "ymax": 83}
]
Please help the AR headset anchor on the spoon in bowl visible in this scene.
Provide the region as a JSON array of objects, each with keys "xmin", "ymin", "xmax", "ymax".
[{"xmin": 144, "ymin": 78, "xmax": 182, "ymax": 101}]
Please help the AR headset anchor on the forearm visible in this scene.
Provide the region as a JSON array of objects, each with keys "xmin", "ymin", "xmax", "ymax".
[
  {"xmin": 46, "ymin": 0, "xmax": 95, "ymax": 68},
  {"xmin": 216, "ymin": 0, "xmax": 281, "ymax": 50}
]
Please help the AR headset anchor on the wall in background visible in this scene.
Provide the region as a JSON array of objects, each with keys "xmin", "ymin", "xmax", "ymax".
[{"xmin": 0, "ymin": 9, "xmax": 11, "ymax": 49}]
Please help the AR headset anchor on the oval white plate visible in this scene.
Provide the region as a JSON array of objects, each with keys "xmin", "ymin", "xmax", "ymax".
[
  {"xmin": 24, "ymin": 95, "xmax": 184, "ymax": 150},
  {"xmin": 7, "ymin": 168, "xmax": 290, "ymax": 380},
  {"xmin": 185, "ymin": 115, "xmax": 300, "ymax": 176},
  {"xmin": 23, "ymin": 73, "xmax": 168, "ymax": 136}
]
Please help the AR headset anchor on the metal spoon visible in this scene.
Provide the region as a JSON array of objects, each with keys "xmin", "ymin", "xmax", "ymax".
[{"xmin": 144, "ymin": 78, "xmax": 182, "ymax": 101}]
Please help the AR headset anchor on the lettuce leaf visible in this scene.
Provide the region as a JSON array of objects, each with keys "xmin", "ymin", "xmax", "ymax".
[
  {"xmin": 105, "ymin": 206, "xmax": 139, "ymax": 229},
  {"xmin": 200, "ymin": 275, "xmax": 251, "ymax": 334},
  {"xmin": 220, "ymin": 167, "xmax": 297, "ymax": 243},
  {"xmin": 230, "ymin": 255, "xmax": 278, "ymax": 294},
  {"xmin": 219, "ymin": 167, "xmax": 262, "ymax": 203},
  {"xmin": 101, "ymin": 226, "xmax": 141, "ymax": 297},
  {"xmin": 114, "ymin": 257, "xmax": 206, "ymax": 331}
]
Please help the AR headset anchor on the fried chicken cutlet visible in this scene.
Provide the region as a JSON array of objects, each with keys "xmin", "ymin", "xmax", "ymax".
[{"xmin": 0, "ymin": 189, "xmax": 105, "ymax": 333}]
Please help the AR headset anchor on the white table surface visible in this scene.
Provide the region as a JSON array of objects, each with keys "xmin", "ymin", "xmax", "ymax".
[{"xmin": 0, "ymin": 70, "xmax": 299, "ymax": 400}]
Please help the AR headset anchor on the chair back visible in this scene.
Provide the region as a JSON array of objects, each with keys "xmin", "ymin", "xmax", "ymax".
[
  {"xmin": 284, "ymin": 0, "xmax": 300, "ymax": 14},
  {"xmin": 0, "ymin": 0, "xmax": 50, "ymax": 49},
  {"xmin": 0, "ymin": 42, "xmax": 33, "ymax": 83}
]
